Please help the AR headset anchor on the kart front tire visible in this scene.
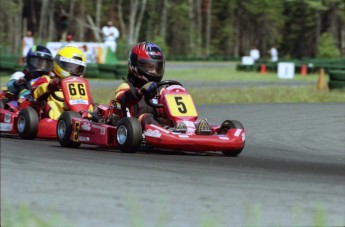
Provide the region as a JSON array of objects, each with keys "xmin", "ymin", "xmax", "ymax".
[
  {"xmin": 17, "ymin": 107, "xmax": 39, "ymax": 140},
  {"xmin": 116, "ymin": 117, "xmax": 142, "ymax": 153},
  {"xmin": 57, "ymin": 111, "xmax": 81, "ymax": 148},
  {"xmin": 220, "ymin": 120, "xmax": 245, "ymax": 157}
]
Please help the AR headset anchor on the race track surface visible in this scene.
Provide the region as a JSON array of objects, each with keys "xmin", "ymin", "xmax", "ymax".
[{"xmin": 1, "ymin": 103, "xmax": 344, "ymax": 226}]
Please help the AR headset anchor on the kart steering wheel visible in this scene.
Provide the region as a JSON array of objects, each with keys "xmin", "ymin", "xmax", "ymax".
[
  {"xmin": 51, "ymin": 91, "xmax": 64, "ymax": 102},
  {"xmin": 145, "ymin": 80, "xmax": 183, "ymax": 108}
]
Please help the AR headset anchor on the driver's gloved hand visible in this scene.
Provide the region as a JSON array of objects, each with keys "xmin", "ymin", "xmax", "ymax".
[
  {"xmin": 47, "ymin": 78, "xmax": 60, "ymax": 93},
  {"xmin": 14, "ymin": 78, "xmax": 27, "ymax": 86},
  {"xmin": 139, "ymin": 82, "xmax": 157, "ymax": 99}
]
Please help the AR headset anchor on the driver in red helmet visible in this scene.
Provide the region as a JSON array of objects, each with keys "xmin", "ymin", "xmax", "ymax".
[{"xmin": 114, "ymin": 41, "xmax": 210, "ymax": 134}]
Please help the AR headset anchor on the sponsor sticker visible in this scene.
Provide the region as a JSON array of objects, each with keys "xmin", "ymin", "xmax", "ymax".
[
  {"xmin": 0, "ymin": 123, "xmax": 12, "ymax": 131},
  {"xmin": 4, "ymin": 114, "xmax": 11, "ymax": 123},
  {"xmin": 70, "ymin": 99, "xmax": 89, "ymax": 105},
  {"xmin": 234, "ymin": 129, "xmax": 242, "ymax": 137},
  {"xmin": 242, "ymin": 133, "xmax": 246, "ymax": 141},
  {"xmin": 144, "ymin": 129, "xmax": 162, "ymax": 138},
  {"xmin": 81, "ymin": 122, "xmax": 91, "ymax": 131},
  {"xmin": 218, "ymin": 136, "xmax": 229, "ymax": 140},
  {"xmin": 79, "ymin": 136, "xmax": 90, "ymax": 142},
  {"xmin": 166, "ymin": 85, "xmax": 185, "ymax": 91}
]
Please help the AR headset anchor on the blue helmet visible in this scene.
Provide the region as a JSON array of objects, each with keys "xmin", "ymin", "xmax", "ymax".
[{"xmin": 26, "ymin": 45, "xmax": 53, "ymax": 78}]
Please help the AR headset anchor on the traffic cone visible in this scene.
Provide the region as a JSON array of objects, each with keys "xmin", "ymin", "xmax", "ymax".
[
  {"xmin": 317, "ymin": 68, "xmax": 328, "ymax": 91},
  {"xmin": 260, "ymin": 64, "xmax": 266, "ymax": 75},
  {"xmin": 300, "ymin": 64, "xmax": 307, "ymax": 76}
]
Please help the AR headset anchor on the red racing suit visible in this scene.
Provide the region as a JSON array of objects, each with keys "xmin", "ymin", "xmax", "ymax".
[{"xmin": 115, "ymin": 80, "xmax": 170, "ymax": 128}]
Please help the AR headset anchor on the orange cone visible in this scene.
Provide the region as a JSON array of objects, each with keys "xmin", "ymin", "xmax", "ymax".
[
  {"xmin": 317, "ymin": 68, "xmax": 328, "ymax": 91},
  {"xmin": 300, "ymin": 64, "xmax": 307, "ymax": 76},
  {"xmin": 260, "ymin": 64, "xmax": 266, "ymax": 75}
]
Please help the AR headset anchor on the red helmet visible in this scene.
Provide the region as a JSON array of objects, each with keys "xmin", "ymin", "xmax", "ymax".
[{"xmin": 128, "ymin": 42, "xmax": 165, "ymax": 86}]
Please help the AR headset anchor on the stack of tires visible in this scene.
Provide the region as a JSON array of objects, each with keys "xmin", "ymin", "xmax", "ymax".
[{"xmin": 328, "ymin": 70, "xmax": 345, "ymax": 90}]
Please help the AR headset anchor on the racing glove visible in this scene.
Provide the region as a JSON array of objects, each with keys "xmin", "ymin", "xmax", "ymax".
[
  {"xmin": 139, "ymin": 82, "xmax": 157, "ymax": 99},
  {"xmin": 14, "ymin": 78, "xmax": 27, "ymax": 87},
  {"xmin": 47, "ymin": 78, "xmax": 60, "ymax": 93}
]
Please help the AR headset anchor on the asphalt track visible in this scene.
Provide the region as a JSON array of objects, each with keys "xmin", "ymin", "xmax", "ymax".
[{"xmin": 1, "ymin": 103, "xmax": 344, "ymax": 227}]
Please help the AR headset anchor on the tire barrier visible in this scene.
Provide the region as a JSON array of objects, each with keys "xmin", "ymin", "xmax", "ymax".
[{"xmin": 328, "ymin": 70, "xmax": 345, "ymax": 90}]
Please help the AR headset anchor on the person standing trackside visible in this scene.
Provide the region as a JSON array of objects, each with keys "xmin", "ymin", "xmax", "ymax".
[
  {"xmin": 20, "ymin": 30, "xmax": 35, "ymax": 64},
  {"xmin": 102, "ymin": 21, "xmax": 120, "ymax": 53},
  {"xmin": 270, "ymin": 45, "xmax": 278, "ymax": 62},
  {"xmin": 249, "ymin": 46, "xmax": 260, "ymax": 62}
]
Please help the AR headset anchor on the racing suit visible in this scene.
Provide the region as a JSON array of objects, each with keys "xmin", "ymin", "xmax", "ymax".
[
  {"xmin": 31, "ymin": 73, "xmax": 65, "ymax": 120},
  {"xmin": 6, "ymin": 70, "xmax": 39, "ymax": 107},
  {"xmin": 115, "ymin": 80, "xmax": 170, "ymax": 128}
]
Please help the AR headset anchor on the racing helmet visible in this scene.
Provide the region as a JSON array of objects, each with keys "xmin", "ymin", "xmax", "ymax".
[
  {"xmin": 53, "ymin": 46, "xmax": 87, "ymax": 78},
  {"xmin": 128, "ymin": 42, "xmax": 165, "ymax": 86},
  {"xmin": 26, "ymin": 45, "xmax": 53, "ymax": 78}
]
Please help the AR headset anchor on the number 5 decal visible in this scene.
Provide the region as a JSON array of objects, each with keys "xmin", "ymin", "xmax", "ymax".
[{"xmin": 174, "ymin": 97, "xmax": 187, "ymax": 113}]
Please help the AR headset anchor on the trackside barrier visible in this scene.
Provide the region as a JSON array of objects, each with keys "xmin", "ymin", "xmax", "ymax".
[{"xmin": 327, "ymin": 69, "xmax": 345, "ymax": 90}]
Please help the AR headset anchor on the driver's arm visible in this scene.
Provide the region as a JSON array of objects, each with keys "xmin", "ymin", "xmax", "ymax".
[
  {"xmin": 115, "ymin": 82, "xmax": 141, "ymax": 107},
  {"xmin": 31, "ymin": 75, "xmax": 51, "ymax": 101}
]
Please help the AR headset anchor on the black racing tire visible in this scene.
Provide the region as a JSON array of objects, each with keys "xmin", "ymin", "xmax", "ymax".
[
  {"xmin": 57, "ymin": 111, "xmax": 81, "ymax": 148},
  {"xmin": 219, "ymin": 120, "xmax": 245, "ymax": 157},
  {"xmin": 328, "ymin": 70, "xmax": 345, "ymax": 82},
  {"xmin": 116, "ymin": 117, "xmax": 142, "ymax": 153},
  {"xmin": 17, "ymin": 107, "xmax": 39, "ymax": 140},
  {"xmin": 328, "ymin": 80, "xmax": 345, "ymax": 90}
]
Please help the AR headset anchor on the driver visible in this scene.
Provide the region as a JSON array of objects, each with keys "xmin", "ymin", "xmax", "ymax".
[
  {"xmin": 31, "ymin": 46, "xmax": 91, "ymax": 120},
  {"xmin": 114, "ymin": 41, "xmax": 210, "ymax": 134},
  {"xmin": 7, "ymin": 45, "xmax": 53, "ymax": 105}
]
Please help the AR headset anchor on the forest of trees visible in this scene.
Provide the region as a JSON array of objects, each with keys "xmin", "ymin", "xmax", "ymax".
[{"xmin": 0, "ymin": 0, "xmax": 344, "ymax": 60}]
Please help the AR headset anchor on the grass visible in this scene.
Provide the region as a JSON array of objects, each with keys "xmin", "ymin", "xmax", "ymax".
[
  {"xmin": 1, "ymin": 64, "xmax": 344, "ymax": 104},
  {"xmin": 1, "ymin": 200, "xmax": 331, "ymax": 227}
]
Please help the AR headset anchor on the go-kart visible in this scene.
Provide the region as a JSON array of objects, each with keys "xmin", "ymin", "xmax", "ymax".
[
  {"xmin": 0, "ymin": 89, "xmax": 33, "ymax": 135},
  {"xmin": 57, "ymin": 80, "xmax": 245, "ymax": 156},
  {"xmin": 16, "ymin": 76, "xmax": 94, "ymax": 140}
]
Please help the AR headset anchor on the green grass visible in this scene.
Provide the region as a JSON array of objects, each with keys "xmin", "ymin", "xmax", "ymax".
[
  {"xmin": 2, "ymin": 64, "xmax": 344, "ymax": 104},
  {"xmin": 164, "ymin": 65, "xmax": 318, "ymax": 82}
]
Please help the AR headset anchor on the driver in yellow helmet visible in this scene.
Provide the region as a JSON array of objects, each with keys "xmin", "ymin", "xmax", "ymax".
[{"xmin": 31, "ymin": 46, "xmax": 92, "ymax": 120}]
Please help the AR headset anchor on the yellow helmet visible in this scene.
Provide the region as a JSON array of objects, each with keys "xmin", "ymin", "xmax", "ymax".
[{"xmin": 53, "ymin": 46, "xmax": 87, "ymax": 78}]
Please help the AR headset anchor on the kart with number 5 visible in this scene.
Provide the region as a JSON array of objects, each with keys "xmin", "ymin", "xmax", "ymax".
[{"xmin": 57, "ymin": 80, "xmax": 246, "ymax": 156}]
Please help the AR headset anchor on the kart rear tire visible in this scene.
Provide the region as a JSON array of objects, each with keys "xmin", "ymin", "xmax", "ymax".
[
  {"xmin": 17, "ymin": 107, "xmax": 39, "ymax": 140},
  {"xmin": 116, "ymin": 117, "xmax": 142, "ymax": 153},
  {"xmin": 57, "ymin": 111, "xmax": 81, "ymax": 148},
  {"xmin": 219, "ymin": 120, "xmax": 245, "ymax": 157}
]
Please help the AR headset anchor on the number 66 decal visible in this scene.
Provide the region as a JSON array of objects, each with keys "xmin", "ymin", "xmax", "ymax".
[{"xmin": 67, "ymin": 82, "xmax": 88, "ymax": 99}]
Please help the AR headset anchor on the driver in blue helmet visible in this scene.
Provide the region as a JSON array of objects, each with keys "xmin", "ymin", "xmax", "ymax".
[
  {"xmin": 114, "ymin": 41, "xmax": 210, "ymax": 134},
  {"xmin": 7, "ymin": 45, "xmax": 53, "ymax": 104}
]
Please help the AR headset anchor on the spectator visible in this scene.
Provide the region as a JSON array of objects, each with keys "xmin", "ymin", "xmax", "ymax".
[
  {"xmin": 249, "ymin": 46, "xmax": 260, "ymax": 62},
  {"xmin": 102, "ymin": 21, "xmax": 120, "ymax": 53},
  {"xmin": 270, "ymin": 45, "xmax": 278, "ymax": 62},
  {"xmin": 20, "ymin": 30, "xmax": 35, "ymax": 64}
]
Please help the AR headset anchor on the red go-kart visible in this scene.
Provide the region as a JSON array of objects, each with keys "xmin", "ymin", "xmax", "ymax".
[
  {"xmin": 57, "ymin": 80, "xmax": 245, "ymax": 156},
  {"xmin": 16, "ymin": 76, "xmax": 94, "ymax": 140},
  {"xmin": 0, "ymin": 90, "xmax": 33, "ymax": 135}
]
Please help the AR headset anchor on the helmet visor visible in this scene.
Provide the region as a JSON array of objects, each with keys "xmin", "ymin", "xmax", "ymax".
[
  {"xmin": 138, "ymin": 59, "xmax": 164, "ymax": 78},
  {"xmin": 28, "ymin": 58, "xmax": 53, "ymax": 71},
  {"xmin": 56, "ymin": 56, "xmax": 86, "ymax": 76}
]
